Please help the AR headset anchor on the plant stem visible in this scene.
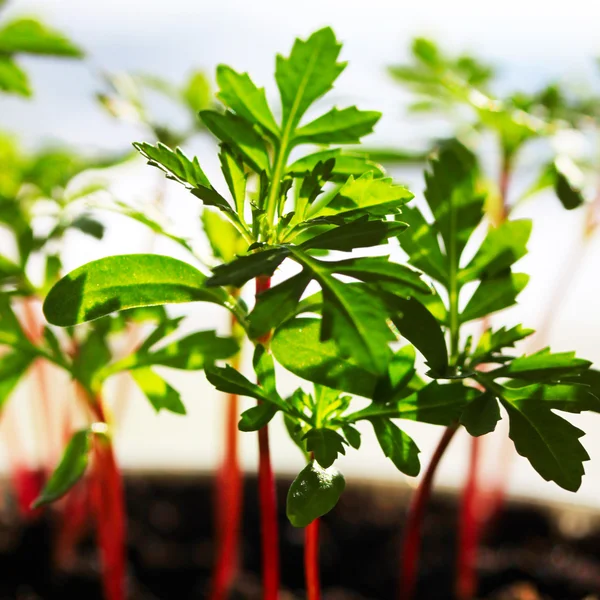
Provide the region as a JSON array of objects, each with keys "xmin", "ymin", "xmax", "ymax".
[
  {"xmin": 305, "ymin": 517, "xmax": 321, "ymax": 600},
  {"xmin": 210, "ymin": 310, "xmax": 244, "ymax": 600},
  {"xmin": 255, "ymin": 275, "xmax": 280, "ymax": 600},
  {"xmin": 400, "ymin": 422, "xmax": 459, "ymax": 599},
  {"xmin": 89, "ymin": 397, "xmax": 126, "ymax": 600},
  {"xmin": 456, "ymin": 436, "xmax": 481, "ymax": 600}
]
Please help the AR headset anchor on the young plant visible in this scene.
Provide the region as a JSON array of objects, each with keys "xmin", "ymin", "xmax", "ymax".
[{"xmin": 41, "ymin": 29, "xmax": 600, "ymax": 600}]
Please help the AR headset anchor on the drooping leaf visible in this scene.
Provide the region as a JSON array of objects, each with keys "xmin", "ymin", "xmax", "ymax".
[
  {"xmin": 239, "ymin": 403, "xmax": 279, "ymax": 432},
  {"xmin": 371, "ymin": 418, "xmax": 420, "ymax": 476},
  {"xmin": 286, "ymin": 460, "xmax": 345, "ymax": 527},
  {"xmin": 218, "ymin": 145, "xmax": 248, "ymax": 218},
  {"xmin": 500, "ymin": 383, "xmax": 600, "ymax": 414},
  {"xmin": 132, "ymin": 367, "xmax": 186, "ymax": 414},
  {"xmin": 0, "ymin": 56, "xmax": 29, "ymax": 96},
  {"xmin": 32, "ymin": 429, "xmax": 92, "ymax": 508},
  {"xmin": 460, "ymin": 392, "xmax": 501, "ymax": 436},
  {"xmin": 275, "ymin": 27, "xmax": 346, "ymax": 127},
  {"xmin": 43, "ymin": 254, "xmax": 229, "ymax": 326},
  {"xmin": 216, "ymin": 65, "xmax": 279, "ymax": 137},
  {"xmin": 303, "ymin": 428, "xmax": 347, "ymax": 469},
  {"xmin": 0, "ymin": 351, "xmax": 32, "ymax": 410},
  {"xmin": 202, "ymin": 209, "xmax": 244, "ymax": 264},
  {"xmin": 294, "ymin": 106, "xmax": 381, "ymax": 145}
]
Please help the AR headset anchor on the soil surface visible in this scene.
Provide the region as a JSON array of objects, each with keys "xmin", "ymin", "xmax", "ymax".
[{"xmin": 0, "ymin": 474, "xmax": 599, "ymax": 599}]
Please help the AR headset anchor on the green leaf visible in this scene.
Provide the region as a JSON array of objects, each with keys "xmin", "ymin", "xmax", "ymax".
[
  {"xmin": 239, "ymin": 403, "xmax": 279, "ymax": 432},
  {"xmin": 501, "ymin": 397, "xmax": 589, "ymax": 492},
  {"xmin": 554, "ymin": 157, "xmax": 585, "ymax": 210},
  {"xmin": 182, "ymin": 70, "xmax": 211, "ymax": 112},
  {"xmin": 276, "ymin": 27, "xmax": 345, "ymax": 127},
  {"xmin": 253, "ymin": 344, "xmax": 277, "ymax": 396},
  {"xmin": 0, "ymin": 56, "xmax": 30, "ymax": 96},
  {"xmin": 323, "ymin": 256, "xmax": 431, "ymax": 296},
  {"xmin": 460, "ymin": 392, "xmax": 501, "ymax": 436},
  {"xmin": 300, "ymin": 218, "xmax": 408, "ymax": 252},
  {"xmin": 132, "ymin": 367, "xmax": 186, "ymax": 414},
  {"xmin": 289, "ymin": 248, "xmax": 394, "ymax": 376},
  {"xmin": 133, "ymin": 142, "xmax": 214, "ymax": 191},
  {"xmin": 272, "ymin": 317, "xmax": 379, "ymax": 397},
  {"xmin": 202, "ymin": 210, "xmax": 244, "ymax": 264},
  {"xmin": 470, "ymin": 325, "xmax": 533, "ymax": 365},
  {"xmin": 0, "ymin": 351, "xmax": 32, "ymax": 410},
  {"xmin": 216, "ymin": 65, "xmax": 279, "ymax": 137},
  {"xmin": 0, "ymin": 18, "xmax": 83, "ymax": 57},
  {"xmin": 200, "ymin": 110, "xmax": 270, "ymax": 173},
  {"xmin": 303, "ymin": 428, "xmax": 347, "ymax": 468},
  {"xmin": 294, "ymin": 106, "xmax": 381, "ymax": 144},
  {"xmin": 311, "ymin": 172, "xmax": 413, "ymax": 219},
  {"xmin": 206, "ymin": 247, "xmax": 290, "ymax": 288},
  {"xmin": 388, "ymin": 296, "xmax": 448, "ymax": 376},
  {"xmin": 500, "ymin": 383, "xmax": 600, "ymax": 413},
  {"xmin": 219, "ymin": 146, "xmax": 248, "ymax": 218},
  {"xmin": 492, "ymin": 349, "xmax": 591, "ymax": 382},
  {"xmin": 461, "ymin": 272, "xmax": 529, "ymax": 323},
  {"xmin": 396, "ymin": 207, "xmax": 448, "ymax": 284},
  {"xmin": 286, "ymin": 460, "xmax": 345, "ymax": 527},
  {"xmin": 288, "ymin": 149, "xmax": 384, "ymax": 181},
  {"xmin": 423, "ymin": 140, "xmax": 484, "ymax": 263},
  {"xmin": 205, "ymin": 364, "xmax": 284, "ymax": 409},
  {"xmin": 43, "ymin": 254, "xmax": 228, "ymax": 326},
  {"xmin": 0, "ymin": 296, "xmax": 30, "ymax": 347},
  {"xmin": 371, "ymin": 418, "xmax": 420, "ymax": 476},
  {"xmin": 248, "ymin": 272, "xmax": 311, "ymax": 340},
  {"xmin": 32, "ymin": 429, "xmax": 92, "ymax": 508},
  {"xmin": 459, "ymin": 219, "xmax": 532, "ymax": 283}
]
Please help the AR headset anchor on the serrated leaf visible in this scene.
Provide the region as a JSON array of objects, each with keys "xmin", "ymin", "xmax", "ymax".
[
  {"xmin": 295, "ymin": 106, "xmax": 381, "ymax": 144},
  {"xmin": 500, "ymin": 382, "xmax": 600, "ymax": 413},
  {"xmin": 32, "ymin": 429, "xmax": 91, "ymax": 508},
  {"xmin": 248, "ymin": 272, "xmax": 310, "ymax": 339},
  {"xmin": 286, "ymin": 460, "xmax": 345, "ymax": 527},
  {"xmin": 0, "ymin": 18, "xmax": 83, "ymax": 57},
  {"xmin": 471, "ymin": 325, "xmax": 533, "ymax": 365},
  {"xmin": 501, "ymin": 397, "xmax": 589, "ymax": 492},
  {"xmin": 206, "ymin": 247, "xmax": 290, "ymax": 288},
  {"xmin": 371, "ymin": 418, "xmax": 420, "ymax": 476},
  {"xmin": 216, "ymin": 65, "xmax": 279, "ymax": 137},
  {"xmin": 460, "ymin": 392, "xmax": 501, "ymax": 436},
  {"xmin": 200, "ymin": 110, "xmax": 270, "ymax": 173},
  {"xmin": 492, "ymin": 349, "xmax": 591, "ymax": 382},
  {"xmin": 132, "ymin": 367, "xmax": 186, "ymax": 414},
  {"xmin": 276, "ymin": 27, "xmax": 346, "ymax": 127},
  {"xmin": 459, "ymin": 219, "xmax": 532, "ymax": 283},
  {"xmin": 288, "ymin": 149, "xmax": 384, "ymax": 181},
  {"xmin": 311, "ymin": 172, "xmax": 413, "ymax": 220},
  {"xmin": 43, "ymin": 254, "xmax": 228, "ymax": 326},
  {"xmin": 272, "ymin": 317, "xmax": 379, "ymax": 397},
  {"xmin": 300, "ymin": 218, "xmax": 408, "ymax": 252},
  {"xmin": 303, "ymin": 428, "xmax": 346, "ymax": 468},
  {"xmin": 461, "ymin": 272, "xmax": 529, "ymax": 323}
]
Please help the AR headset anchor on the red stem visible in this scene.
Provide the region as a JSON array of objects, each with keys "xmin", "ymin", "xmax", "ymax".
[
  {"xmin": 456, "ymin": 436, "xmax": 481, "ymax": 600},
  {"xmin": 90, "ymin": 399, "xmax": 126, "ymax": 600},
  {"xmin": 255, "ymin": 276, "xmax": 280, "ymax": 600},
  {"xmin": 400, "ymin": 423, "xmax": 459, "ymax": 600},
  {"xmin": 210, "ymin": 312, "xmax": 244, "ymax": 600}
]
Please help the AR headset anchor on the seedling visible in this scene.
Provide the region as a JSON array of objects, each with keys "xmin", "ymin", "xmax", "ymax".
[{"xmin": 42, "ymin": 28, "xmax": 599, "ymax": 600}]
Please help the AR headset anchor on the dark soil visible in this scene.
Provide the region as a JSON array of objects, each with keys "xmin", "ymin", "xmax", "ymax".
[{"xmin": 0, "ymin": 474, "xmax": 599, "ymax": 599}]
